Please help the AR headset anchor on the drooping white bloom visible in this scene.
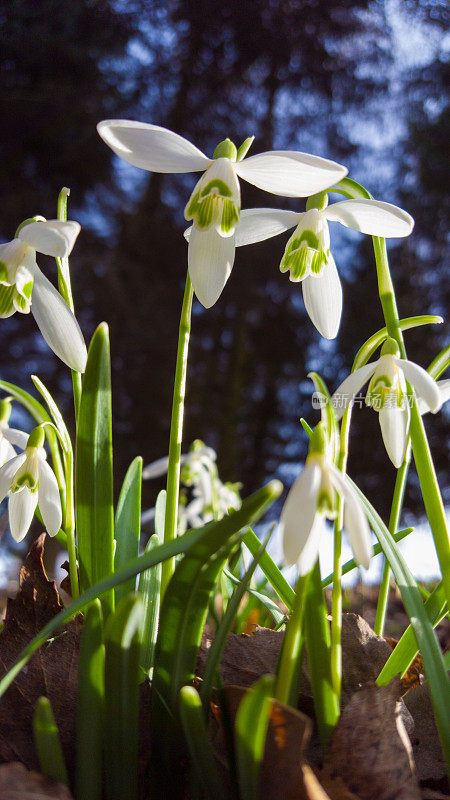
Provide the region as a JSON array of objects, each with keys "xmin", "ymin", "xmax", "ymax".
[
  {"xmin": 0, "ymin": 427, "xmax": 62, "ymax": 542},
  {"xmin": 331, "ymin": 338, "xmax": 442, "ymax": 468},
  {"xmin": 280, "ymin": 424, "xmax": 371, "ymax": 576},
  {"xmin": 416, "ymin": 379, "xmax": 450, "ymax": 416},
  {"xmin": 97, "ymin": 120, "xmax": 348, "ymax": 307},
  {"xmin": 229, "ymin": 195, "xmax": 414, "ymax": 339},
  {"xmin": 0, "ymin": 400, "xmax": 28, "ymax": 467},
  {"xmin": 0, "ymin": 219, "xmax": 87, "ymax": 371},
  {"xmin": 142, "ymin": 440, "xmax": 241, "ymax": 532}
]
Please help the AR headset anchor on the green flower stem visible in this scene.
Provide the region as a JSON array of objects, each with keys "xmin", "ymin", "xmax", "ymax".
[
  {"xmin": 64, "ymin": 448, "xmax": 79, "ymax": 599},
  {"xmin": 274, "ymin": 573, "xmax": 309, "ymax": 707},
  {"xmin": 161, "ymin": 272, "xmax": 194, "ymax": 596},
  {"xmin": 56, "ymin": 187, "xmax": 82, "ymax": 419},
  {"xmin": 374, "ymin": 448, "xmax": 410, "ymax": 636},
  {"xmin": 333, "ymin": 177, "xmax": 450, "ymax": 611}
]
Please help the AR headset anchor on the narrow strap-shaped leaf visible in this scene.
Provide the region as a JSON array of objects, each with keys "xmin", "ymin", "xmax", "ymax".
[
  {"xmin": 0, "ymin": 484, "xmax": 280, "ymax": 701},
  {"xmin": 243, "ymin": 528, "xmax": 295, "ymax": 609},
  {"xmin": 235, "ymin": 675, "xmax": 275, "ymax": 800},
  {"xmin": 304, "ymin": 560, "xmax": 339, "ymax": 748},
  {"xmin": 115, "ymin": 456, "xmax": 142, "ymax": 605},
  {"xmin": 321, "ymin": 526, "xmax": 414, "ymax": 587},
  {"xmin": 201, "ymin": 536, "xmax": 271, "ymax": 712},
  {"xmin": 349, "ymin": 477, "xmax": 450, "ymax": 765},
  {"xmin": 76, "ymin": 600, "xmax": 105, "ymax": 800},
  {"xmin": 104, "ymin": 595, "xmax": 144, "ymax": 800},
  {"xmin": 76, "ymin": 322, "xmax": 114, "ymax": 616},
  {"xmin": 352, "ymin": 315, "xmax": 444, "ymax": 370},
  {"xmin": 377, "ymin": 582, "xmax": 447, "ymax": 685},
  {"xmin": 150, "ymin": 482, "xmax": 282, "ymax": 798},
  {"xmin": 33, "ymin": 696, "xmax": 68, "ymax": 786},
  {"xmin": 138, "ymin": 534, "xmax": 161, "ymax": 674},
  {"xmin": 223, "ymin": 568, "xmax": 285, "ymax": 627},
  {"xmin": 179, "ymin": 686, "xmax": 226, "ymax": 800}
]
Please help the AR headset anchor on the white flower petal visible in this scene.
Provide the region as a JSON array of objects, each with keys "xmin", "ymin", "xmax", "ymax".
[
  {"xmin": 0, "ymin": 437, "xmax": 16, "ymax": 466},
  {"xmin": 30, "ymin": 266, "xmax": 87, "ymax": 372},
  {"xmin": 142, "ymin": 455, "xmax": 171, "ymax": 479},
  {"xmin": 0, "ymin": 452, "xmax": 27, "ymax": 503},
  {"xmin": 234, "ymin": 208, "xmax": 300, "ymax": 247},
  {"xmin": 235, "ymin": 151, "xmax": 347, "ymax": 198},
  {"xmin": 9, "ymin": 488, "xmax": 38, "ymax": 542},
  {"xmin": 2, "ymin": 427, "xmax": 29, "ymax": 450},
  {"xmin": 379, "ymin": 401, "xmax": 411, "ymax": 469},
  {"xmin": 279, "ymin": 460, "xmax": 322, "ymax": 566},
  {"xmin": 418, "ymin": 379, "xmax": 450, "ymax": 415},
  {"xmin": 331, "ymin": 361, "xmax": 380, "ymax": 421},
  {"xmin": 297, "ymin": 513, "xmax": 325, "ymax": 576},
  {"xmin": 324, "ymin": 199, "xmax": 414, "ymax": 238},
  {"xmin": 302, "ymin": 255, "xmax": 342, "ymax": 340},
  {"xmin": 398, "ymin": 359, "xmax": 442, "ymax": 414},
  {"xmin": 38, "ymin": 459, "xmax": 62, "ymax": 536},
  {"xmin": 188, "ymin": 226, "xmax": 235, "ymax": 308},
  {"xmin": 18, "ymin": 220, "xmax": 81, "ymax": 258},
  {"xmin": 97, "ymin": 119, "xmax": 211, "ymax": 173},
  {"xmin": 329, "ymin": 465, "xmax": 371, "ymax": 569}
]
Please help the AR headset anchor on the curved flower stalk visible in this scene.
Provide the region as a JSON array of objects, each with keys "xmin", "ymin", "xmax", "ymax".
[
  {"xmin": 0, "ymin": 426, "xmax": 61, "ymax": 542},
  {"xmin": 97, "ymin": 119, "xmax": 348, "ymax": 307},
  {"xmin": 0, "ymin": 219, "xmax": 87, "ymax": 372},
  {"xmin": 0, "ymin": 399, "xmax": 28, "ymax": 467},
  {"xmin": 331, "ymin": 338, "xmax": 442, "ymax": 468},
  {"xmin": 231, "ymin": 194, "xmax": 413, "ymax": 338},
  {"xmin": 142, "ymin": 440, "xmax": 241, "ymax": 532},
  {"xmin": 280, "ymin": 424, "xmax": 371, "ymax": 576}
]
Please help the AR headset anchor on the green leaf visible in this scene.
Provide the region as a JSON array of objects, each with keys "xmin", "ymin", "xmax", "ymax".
[
  {"xmin": 76, "ymin": 600, "xmax": 105, "ymax": 800},
  {"xmin": 235, "ymin": 675, "xmax": 275, "ymax": 800},
  {"xmin": 114, "ymin": 456, "xmax": 142, "ymax": 605},
  {"xmin": 179, "ymin": 686, "xmax": 226, "ymax": 800},
  {"xmin": 321, "ymin": 527, "xmax": 414, "ymax": 588},
  {"xmin": 104, "ymin": 595, "xmax": 144, "ymax": 800},
  {"xmin": 352, "ymin": 316, "xmax": 444, "ymax": 371},
  {"xmin": 304, "ymin": 560, "xmax": 339, "ymax": 747},
  {"xmin": 33, "ymin": 697, "xmax": 68, "ymax": 786},
  {"xmin": 31, "ymin": 374, "xmax": 71, "ymax": 453},
  {"xmin": 243, "ymin": 528, "xmax": 295, "ymax": 610},
  {"xmin": 307, "ymin": 372, "xmax": 339, "ymax": 460},
  {"xmin": 223, "ymin": 567, "xmax": 285, "ymax": 627},
  {"xmin": 138, "ymin": 534, "xmax": 161, "ymax": 675},
  {"xmin": 350, "ymin": 477, "xmax": 450, "ymax": 765},
  {"xmin": 76, "ymin": 323, "xmax": 115, "ymax": 616},
  {"xmin": 149, "ymin": 481, "xmax": 282, "ymax": 797}
]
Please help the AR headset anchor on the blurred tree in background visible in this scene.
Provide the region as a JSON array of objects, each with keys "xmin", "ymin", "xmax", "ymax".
[{"xmin": 1, "ymin": 0, "xmax": 448, "ymax": 521}]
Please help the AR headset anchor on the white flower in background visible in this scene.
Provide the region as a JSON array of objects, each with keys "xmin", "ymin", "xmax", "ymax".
[
  {"xmin": 97, "ymin": 119, "xmax": 348, "ymax": 307},
  {"xmin": 0, "ymin": 219, "xmax": 87, "ymax": 371},
  {"xmin": 280, "ymin": 423, "xmax": 371, "ymax": 576},
  {"xmin": 0, "ymin": 399, "xmax": 28, "ymax": 467},
  {"xmin": 331, "ymin": 338, "xmax": 442, "ymax": 468},
  {"xmin": 228, "ymin": 193, "xmax": 413, "ymax": 339},
  {"xmin": 142, "ymin": 440, "xmax": 242, "ymax": 532},
  {"xmin": 0, "ymin": 426, "xmax": 62, "ymax": 542}
]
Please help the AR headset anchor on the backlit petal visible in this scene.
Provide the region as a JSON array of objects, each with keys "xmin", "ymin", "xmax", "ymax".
[
  {"xmin": 3, "ymin": 427, "xmax": 29, "ymax": 450},
  {"xmin": 329, "ymin": 465, "xmax": 371, "ymax": 569},
  {"xmin": 188, "ymin": 226, "xmax": 235, "ymax": 308},
  {"xmin": 379, "ymin": 401, "xmax": 410, "ymax": 468},
  {"xmin": 302, "ymin": 255, "xmax": 342, "ymax": 339},
  {"xmin": 235, "ymin": 151, "xmax": 347, "ymax": 197},
  {"xmin": 297, "ymin": 514, "xmax": 325, "ymax": 576},
  {"xmin": 417, "ymin": 379, "xmax": 450, "ymax": 415},
  {"xmin": 279, "ymin": 460, "xmax": 322, "ymax": 566},
  {"xmin": 38, "ymin": 459, "xmax": 62, "ymax": 536},
  {"xmin": 235, "ymin": 208, "xmax": 300, "ymax": 246},
  {"xmin": 30, "ymin": 266, "xmax": 87, "ymax": 372},
  {"xmin": 97, "ymin": 119, "xmax": 211, "ymax": 173},
  {"xmin": 398, "ymin": 359, "xmax": 442, "ymax": 414},
  {"xmin": 9, "ymin": 488, "xmax": 38, "ymax": 542},
  {"xmin": 324, "ymin": 199, "xmax": 414, "ymax": 237},
  {"xmin": 0, "ymin": 452, "xmax": 26, "ymax": 503},
  {"xmin": 18, "ymin": 220, "xmax": 81, "ymax": 258},
  {"xmin": 331, "ymin": 361, "xmax": 380, "ymax": 421}
]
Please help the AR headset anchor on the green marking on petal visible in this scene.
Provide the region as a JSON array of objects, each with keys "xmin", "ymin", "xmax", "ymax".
[
  {"xmin": 0, "ymin": 285, "xmax": 16, "ymax": 317},
  {"xmin": 0, "ymin": 262, "xmax": 9, "ymax": 284},
  {"xmin": 199, "ymin": 179, "xmax": 233, "ymax": 199},
  {"xmin": 298, "ymin": 230, "xmax": 321, "ymax": 250},
  {"xmin": 12, "ymin": 471, "xmax": 39, "ymax": 491},
  {"xmin": 185, "ymin": 180, "xmax": 239, "ymax": 233},
  {"xmin": 220, "ymin": 198, "xmax": 240, "ymax": 234}
]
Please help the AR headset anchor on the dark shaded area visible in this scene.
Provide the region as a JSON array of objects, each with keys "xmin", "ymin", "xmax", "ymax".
[{"xmin": 1, "ymin": 0, "xmax": 448, "ymax": 521}]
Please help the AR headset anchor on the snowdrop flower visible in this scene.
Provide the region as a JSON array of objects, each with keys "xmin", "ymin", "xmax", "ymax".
[
  {"xmin": 0, "ymin": 399, "xmax": 28, "ymax": 467},
  {"xmin": 0, "ymin": 426, "xmax": 62, "ymax": 542},
  {"xmin": 331, "ymin": 338, "xmax": 442, "ymax": 468},
  {"xmin": 280, "ymin": 423, "xmax": 371, "ymax": 576},
  {"xmin": 97, "ymin": 120, "xmax": 348, "ymax": 307},
  {"xmin": 228, "ymin": 193, "xmax": 413, "ymax": 338},
  {"xmin": 0, "ymin": 219, "xmax": 87, "ymax": 371},
  {"xmin": 416, "ymin": 379, "xmax": 450, "ymax": 415}
]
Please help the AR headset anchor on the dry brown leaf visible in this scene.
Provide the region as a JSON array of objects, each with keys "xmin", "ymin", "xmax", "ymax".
[
  {"xmin": 323, "ymin": 678, "xmax": 421, "ymax": 800},
  {"xmin": 197, "ymin": 626, "xmax": 283, "ymax": 688},
  {"xmin": 340, "ymin": 614, "xmax": 393, "ymax": 703},
  {"xmin": 0, "ymin": 534, "xmax": 82, "ymax": 777},
  {"xmin": 0, "ymin": 762, "xmax": 73, "ymax": 799},
  {"xmin": 404, "ymin": 684, "xmax": 448, "ymax": 789}
]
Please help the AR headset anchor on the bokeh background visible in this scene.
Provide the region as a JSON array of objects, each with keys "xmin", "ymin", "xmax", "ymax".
[{"xmin": 1, "ymin": 0, "xmax": 448, "ymax": 580}]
